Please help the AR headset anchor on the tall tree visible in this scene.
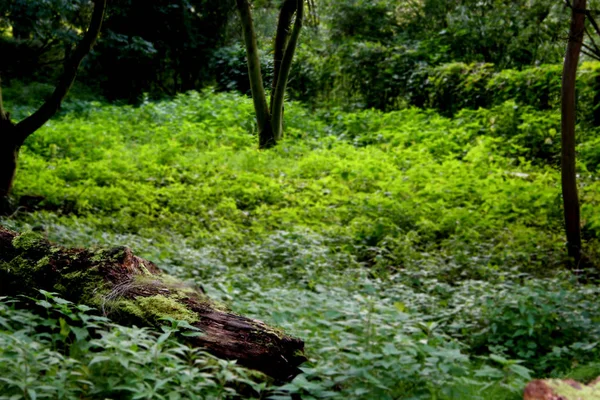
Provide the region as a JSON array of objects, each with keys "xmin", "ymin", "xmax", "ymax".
[
  {"xmin": 236, "ymin": 0, "xmax": 304, "ymax": 148},
  {"xmin": 561, "ymin": 0, "xmax": 585, "ymax": 264},
  {"xmin": 0, "ymin": 0, "xmax": 106, "ymax": 212}
]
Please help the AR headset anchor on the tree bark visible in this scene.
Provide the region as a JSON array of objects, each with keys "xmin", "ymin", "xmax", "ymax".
[
  {"xmin": 237, "ymin": 0, "xmax": 304, "ymax": 148},
  {"xmin": 0, "ymin": 227, "xmax": 306, "ymax": 381},
  {"xmin": 271, "ymin": 0, "xmax": 304, "ymax": 142},
  {"xmin": 0, "ymin": 123, "xmax": 19, "ymax": 205},
  {"xmin": 524, "ymin": 377, "xmax": 600, "ymax": 400},
  {"xmin": 236, "ymin": 0, "xmax": 273, "ymax": 148},
  {"xmin": 0, "ymin": 83, "xmax": 20, "ymax": 213},
  {"xmin": 271, "ymin": 0, "xmax": 297, "ymax": 110},
  {"xmin": 561, "ymin": 0, "xmax": 585, "ymax": 265}
]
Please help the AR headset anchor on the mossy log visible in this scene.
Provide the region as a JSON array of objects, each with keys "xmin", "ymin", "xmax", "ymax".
[
  {"xmin": 523, "ymin": 377, "xmax": 600, "ymax": 400},
  {"xmin": 0, "ymin": 227, "xmax": 306, "ymax": 381}
]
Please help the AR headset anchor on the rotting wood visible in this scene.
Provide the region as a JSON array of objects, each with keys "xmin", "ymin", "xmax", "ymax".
[{"xmin": 0, "ymin": 227, "xmax": 306, "ymax": 381}]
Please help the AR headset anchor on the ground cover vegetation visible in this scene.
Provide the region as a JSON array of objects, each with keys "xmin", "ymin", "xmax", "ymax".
[
  {"xmin": 2, "ymin": 0, "xmax": 600, "ymax": 399},
  {"xmin": 1, "ymin": 87, "xmax": 600, "ymax": 398}
]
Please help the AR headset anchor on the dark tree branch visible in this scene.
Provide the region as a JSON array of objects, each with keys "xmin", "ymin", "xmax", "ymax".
[
  {"xmin": 582, "ymin": 48, "xmax": 600, "ymax": 61},
  {"xmin": 584, "ymin": 25, "xmax": 600, "ymax": 56},
  {"xmin": 581, "ymin": 39, "xmax": 600, "ymax": 58},
  {"xmin": 586, "ymin": 11, "xmax": 600, "ymax": 36},
  {"xmin": 16, "ymin": 0, "xmax": 106, "ymax": 143},
  {"xmin": 565, "ymin": 0, "xmax": 600, "ymax": 37},
  {"xmin": 581, "ymin": 50, "xmax": 600, "ymax": 61}
]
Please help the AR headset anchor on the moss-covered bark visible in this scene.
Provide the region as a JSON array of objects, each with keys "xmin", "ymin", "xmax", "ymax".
[
  {"xmin": 524, "ymin": 378, "xmax": 600, "ymax": 400},
  {"xmin": 0, "ymin": 227, "xmax": 305, "ymax": 381}
]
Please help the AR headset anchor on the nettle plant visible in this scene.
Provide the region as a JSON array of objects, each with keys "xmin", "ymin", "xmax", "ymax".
[{"xmin": 0, "ymin": 292, "xmax": 266, "ymax": 399}]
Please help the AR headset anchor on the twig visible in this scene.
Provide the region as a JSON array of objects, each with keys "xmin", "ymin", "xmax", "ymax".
[
  {"xmin": 584, "ymin": 25, "xmax": 600, "ymax": 55},
  {"xmin": 6, "ymin": 206, "xmax": 24, "ymax": 220},
  {"xmin": 581, "ymin": 41, "xmax": 600, "ymax": 57}
]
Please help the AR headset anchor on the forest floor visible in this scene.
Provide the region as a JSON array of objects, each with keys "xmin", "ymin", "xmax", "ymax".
[{"xmin": 1, "ymin": 90, "xmax": 600, "ymax": 399}]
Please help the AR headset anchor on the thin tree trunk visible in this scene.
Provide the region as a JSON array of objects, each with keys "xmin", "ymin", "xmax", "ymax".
[
  {"xmin": 0, "ymin": 80, "xmax": 20, "ymax": 213},
  {"xmin": 271, "ymin": 0, "xmax": 304, "ymax": 142},
  {"xmin": 271, "ymin": 0, "xmax": 297, "ymax": 111},
  {"xmin": 236, "ymin": 0, "xmax": 273, "ymax": 148},
  {"xmin": 561, "ymin": 0, "xmax": 586, "ymax": 264},
  {"xmin": 0, "ymin": 129, "xmax": 19, "ymax": 203},
  {"xmin": 0, "ymin": 227, "xmax": 306, "ymax": 381}
]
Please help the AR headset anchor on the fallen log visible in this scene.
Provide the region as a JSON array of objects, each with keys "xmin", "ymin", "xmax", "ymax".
[
  {"xmin": 0, "ymin": 227, "xmax": 306, "ymax": 381},
  {"xmin": 523, "ymin": 377, "xmax": 600, "ymax": 400}
]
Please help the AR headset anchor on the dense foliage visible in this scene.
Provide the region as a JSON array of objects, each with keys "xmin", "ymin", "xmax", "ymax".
[
  {"xmin": 1, "ymin": 0, "xmax": 592, "ymax": 107},
  {"xmin": 0, "ymin": 292, "xmax": 263, "ymax": 399},
  {"xmin": 1, "ymin": 90, "xmax": 600, "ymax": 399},
  {"xmin": 0, "ymin": 0, "xmax": 94, "ymax": 81},
  {"xmin": 2, "ymin": 0, "xmax": 600, "ymax": 398}
]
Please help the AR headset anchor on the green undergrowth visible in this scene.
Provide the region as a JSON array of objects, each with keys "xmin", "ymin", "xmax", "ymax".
[
  {"xmin": 2, "ymin": 90, "xmax": 600, "ymax": 399},
  {"xmin": 0, "ymin": 293, "xmax": 263, "ymax": 399}
]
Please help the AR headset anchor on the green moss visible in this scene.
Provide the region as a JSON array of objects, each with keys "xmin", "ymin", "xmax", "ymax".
[
  {"xmin": 139, "ymin": 262, "xmax": 151, "ymax": 275},
  {"xmin": 2, "ymin": 255, "xmax": 37, "ymax": 285},
  {"xmin": 35, "ymin": 256, "xmax": 51, "ymax": 270},
  {"xmin": 158, "ymin": 274, "xmax": 185, "ymax": 286},
  {"xmin": 210, "ymin": 300, "xmax": 230, "ymax": 312},
  {"xmin": 57, "ymin": 268, "xmax": 106, "ymax": 304},
  {"xmin": 12, "ymin": 231, "xmax": 45, "ymax": 252},
  {"xmin": 89, "ymin": 250, "xmax": 105, "ymax": 263},
  {"xmin": 252, "ymin": 322, "xmax": 285, "ymax": 340},
  {"xmin": 547, "ymin": 380, "xmax": 600, "ymax": 399},
  {"xmin": 117, "ymin": 295, "xmax": 198, "ymax": 325},
  {"xmin": 89, "ymin": 246, "xmax": 128, "ymax": 263},
  {"xmin": 130, "ymin": 274, "xmax": 225, "ymax": 309}
]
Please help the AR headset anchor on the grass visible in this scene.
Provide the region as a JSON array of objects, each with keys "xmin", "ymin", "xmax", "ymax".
[{"xmin": 1, "ymin": 89, "xmax": 600, "ymax": 399}]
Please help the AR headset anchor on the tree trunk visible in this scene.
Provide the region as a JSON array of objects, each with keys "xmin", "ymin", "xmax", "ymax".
[
  {"xmin": 237, "ymin": 0, "xmax": 304, "ymax": 149},
  {"xmin": 561, "ymin": 0, "xmax": 585, "ymax": 265},
  {"xmin": 271, "ymin": 0, "xmax": 297, "ymax": 110},
  {"xmin": 0, "ymin": 227, "xmax": 306, "ymax": 381},
  {"xmin": 236, "ymin": 0, "xmax": 273, "ymax": 148},
  {"xmin": 0, "ymin": 138, "xmax": 18, "ymax": 208},
  {"xmin": 271, "ymin": 0, "xmax": 304, "ymax": 142},
  {"xmin": 0, "ymin": 113, "xmax": 20, "ymax": 214},
  {"xmin": 259, "ymin": 120, "xmax": 276, "ymax": 149}
]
